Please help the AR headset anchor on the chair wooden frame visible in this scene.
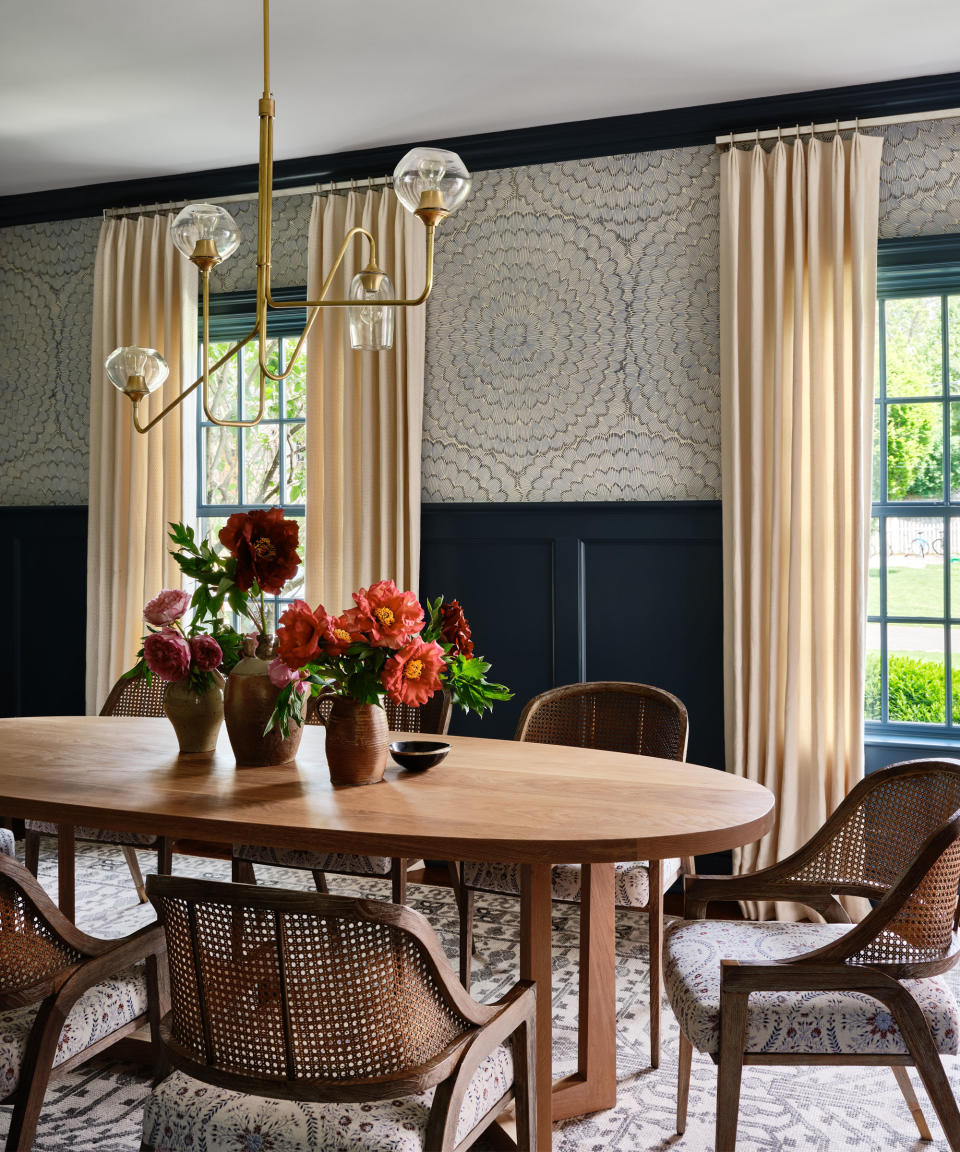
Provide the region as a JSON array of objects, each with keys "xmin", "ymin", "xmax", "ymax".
[
  {"xmin": 144, "ymin": 874, "xmax": 536, "ymax": 1152},
  {"xmin": 674, "ymin": 759, "xmax": 960, "ymax": 1152},
  {"xmin": 232, "ymin": 689, "xmax": 453, "ymax": 905},
  {"xmin": 457, "ymin": 681, "xmax": 690, "ymax": 1068},
  {"xmin": 0, "ymin": 854, "xmax": 167, "ymax": 1150},
  {"xmin": 24, "ymin": 674, "xmax": 174, "ymax": 910}
]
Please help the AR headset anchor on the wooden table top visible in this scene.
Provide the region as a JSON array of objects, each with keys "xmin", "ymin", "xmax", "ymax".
[{"xmin": 0, "ymin": 716, "xmax": 774, "ymax": 862}]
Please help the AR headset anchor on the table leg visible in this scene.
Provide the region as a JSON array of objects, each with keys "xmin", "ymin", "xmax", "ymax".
[
  {"xmin": 520, "ymin": 862, "xmax": 554, "ymax": 1152},
  {"xmin": 552, "ymin": 861, "xmax": 617, "ymax": 1119},
  {"xmin": 57, "ymin": 825, "xmax": 75, "ymax": 923}
]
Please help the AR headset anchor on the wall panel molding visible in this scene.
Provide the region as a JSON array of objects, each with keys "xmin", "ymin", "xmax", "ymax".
[{"xmin": 420, "ymin": 500, "xmax": 724, "ymax": 772}]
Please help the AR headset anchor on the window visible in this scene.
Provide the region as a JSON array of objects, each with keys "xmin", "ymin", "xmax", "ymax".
[
  {"xmin": 197, "ymin": 288, "xmax": 307, "ymax": 630},
  {"xmin": 868, "ymin": 236, "xmax": 960, "ymax": 734}
]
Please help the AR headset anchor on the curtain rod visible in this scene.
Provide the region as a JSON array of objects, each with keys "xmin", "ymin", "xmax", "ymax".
[
  {"xmin": 103, "ymin": 172, "xmax": 394, "ymax": 219},
  {"xmin": 716, "ymin": 106, "xmax": 960, "ymax": 147}
]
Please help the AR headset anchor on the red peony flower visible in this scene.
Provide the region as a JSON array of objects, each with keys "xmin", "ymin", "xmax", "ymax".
[
  {"xmin": 381, "ymin": 637, "xmax": 445, "ymax": 707},
  {"xmin": 144, "ymin": 628, "xmax": 192, "ymax": 682},
  {"xmin": 219, "ymin": 507, "xmax": 300, "ymax": 595},
  {"xmin": 276, "ymin": 600, "xmax": 324, "ymax": 669},
  {"xmin": 354, "ymin": 579, "xmax": 424, "ymax": 648},
  {"xmin": 326, "ymin": 607, "xmax": 367, "ymax": 654},
  {"xmin": 439, "ymin": 600, "xmax": 474, "ymax": 658},
  {"xmin": 189, "ymin": 634, "xmax": 223, "ymax": 672},
  {"xmin": 143, "ymin": 588, "xmax": 191, "ymax": 626}
]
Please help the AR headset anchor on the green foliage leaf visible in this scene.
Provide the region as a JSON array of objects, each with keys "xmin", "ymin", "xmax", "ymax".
[{"xmin": 865, "ymin": 652, "xmax": 946, "ymax": 724}]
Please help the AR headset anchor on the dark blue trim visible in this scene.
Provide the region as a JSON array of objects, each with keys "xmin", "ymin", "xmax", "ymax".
[
  {"xmin": 204, "ymin": 287, "xmax": 306, "ymax": 341},
  {"xmin": 0, "ymin": 507, "xmax": 87, "ymax": 716},
  {"xmin": 5, "ymin": 70, "xmax": 960, "ymax": 227},
  {"xmin": 420, "ymin": 500, "xmax": 725, "ymax": 768},
  {"xmin": 878, "ymin": 234, "xmax": 960, "ymax": 296}
]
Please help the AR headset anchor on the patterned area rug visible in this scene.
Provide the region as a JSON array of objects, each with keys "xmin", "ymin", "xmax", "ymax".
[{"xmin": 0, "ymin": 841, "xmax": 954, "ymax": 1151}]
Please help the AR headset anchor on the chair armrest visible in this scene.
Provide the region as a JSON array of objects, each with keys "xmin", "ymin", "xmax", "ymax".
[
  {"xmin": 425, "ymin": 980, "xmax": 536, "ymax": 1148},
  {"xmin": 719, "ymin": 956, "xmax": 905, "ymax": 996},
  {"xmin": 54, "ymin": 921, "xmax": 166, "ymax": 1008},
  {"xmin": 682, "ymin": 873, "xmax": 852, "ymax": 923}
]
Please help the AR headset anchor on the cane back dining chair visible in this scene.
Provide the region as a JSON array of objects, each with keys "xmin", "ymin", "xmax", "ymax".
[
  {"xmin": 665, "ymin": 758, "xmax": 960, "ymax": 1152},
  {"xmin": 458, "ymin": 681, "xmax": 689, "ymax": 1068},
  {"xmin": 0, "ymin": 851, "xmax": 166, "ymax": 1151},
  {"xmin": 231, "ymin": 689, "xmax": 453, "ymax": 903},
  {"xmin": 141, "ymin": 875, "xmax": 536, "ymax": 1152},
  {"xmin": 24, "ymin": 674, "xmax": 174, "ymax": 905}
]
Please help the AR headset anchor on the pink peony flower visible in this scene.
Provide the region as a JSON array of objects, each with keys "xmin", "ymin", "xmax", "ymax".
[
  {"xmin": 268, "ymin": 658, "xmax": 298, "ymax": 688},
  {"xmin": 381, "ymin": 637, "xmax": 445, "ymax": 707},
  {"xmin": 268, "ymin": 658, "xmax": 308, "ymax": 695},
  {"xmin": 144, "ymin": 628, "xmax": 191, "ymax": 682},
  {"xmin": 354, "ymin": 579, "xmax": 424, "ymax": 648},
  {"xmin": 143, "ymin": 588, "xmax": 191, "ymax": 626},
  {"xmin": 189, "ymin": 635, "xmax": 223, "ymax": 672}
]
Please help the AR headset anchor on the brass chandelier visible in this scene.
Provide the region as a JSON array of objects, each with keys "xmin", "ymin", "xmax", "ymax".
[{"xmin": 105, "ymin": 0, "xmax": 471, "ymax": 434}]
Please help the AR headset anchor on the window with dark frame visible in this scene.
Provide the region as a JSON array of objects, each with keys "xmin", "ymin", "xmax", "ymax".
[
  {"xmin": 868, "ymin": 236, "xmax": 960, "ymax": 735},
  {"xmin": 196, "ymin": 288, "xmax": 307, "ymax": 631}
]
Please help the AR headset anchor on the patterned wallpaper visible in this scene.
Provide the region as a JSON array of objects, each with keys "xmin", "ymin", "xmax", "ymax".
[{"xmin": 2, "ymin": 116, "xmax": 960, "ymax": 506}]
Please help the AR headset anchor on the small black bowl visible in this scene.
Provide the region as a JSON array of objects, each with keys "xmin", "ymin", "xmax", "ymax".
[{"xmin": 389, "ymin": 740, "xmax": 451, "ymax": 771}]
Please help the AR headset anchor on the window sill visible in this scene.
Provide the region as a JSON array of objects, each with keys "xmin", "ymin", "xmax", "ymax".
[{"xmin": 865, "ymin": 730, "xmax": 960, "ymax": 751}]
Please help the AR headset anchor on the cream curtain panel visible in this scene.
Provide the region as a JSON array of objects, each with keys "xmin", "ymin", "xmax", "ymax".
[
  {"xmin": 304, "ymin": 189, "xmax": 426, "ymax": 610},
  {"xmin": 721, "ymin": 133, "xmax": 884, "ymax": 920},
  {"xmin": 86, "ymin": 215, "xmax": 198, "ymax": 714}
]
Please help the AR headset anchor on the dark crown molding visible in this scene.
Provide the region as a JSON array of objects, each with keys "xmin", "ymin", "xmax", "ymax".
[{"xmin": 4, "ymin": 69, "xmax": 960, "ymax": 229}]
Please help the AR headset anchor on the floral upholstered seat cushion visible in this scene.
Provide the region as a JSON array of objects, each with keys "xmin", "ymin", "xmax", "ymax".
[
  {"xmin": 0, "ymin": 829, "xmax": 13, "ymax": 858},
  {"xmin": 25, "ymin": 820, "xmax": 158, "ymax": 847},
  {"xmin": 462, "ymin": 858, "xmax": 682, "ymax": 909},
  {"xmin": 664, "ymin": 919, "xmax": 960, "ymax": 1057},
  {"xmin": 142, "ymin": 1043, "xmax": 515, "ymax": 1152},
  {"xmin": 233, "ymin": 844, "xmax": 394, "ymax": 876},
  {"xmin": 0, "ymin": 964, "xmax": 147, "ymax": 1098}
]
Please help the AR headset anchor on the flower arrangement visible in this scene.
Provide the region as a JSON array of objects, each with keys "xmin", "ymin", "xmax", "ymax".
[
  {"xmin": 126, "ymin": 508, "xmax": 510, "ymax": 741},
  {"xmin": 125, "ymin": 588, "xmax": 233, "ymax": 695},
  {"xmin": 267, "ymin": 581, "xmax": 511, "ymax": 737}
]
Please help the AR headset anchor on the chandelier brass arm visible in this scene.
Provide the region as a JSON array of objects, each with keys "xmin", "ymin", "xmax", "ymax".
[{"xmin": 107, "ymin": 0, "xmax": 472, "ymax": 435}]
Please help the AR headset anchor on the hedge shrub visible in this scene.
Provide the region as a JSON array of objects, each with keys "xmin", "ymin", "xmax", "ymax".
[{"xmin": 865, "ymin": 652, "xmax": 946, "ymax": 723}]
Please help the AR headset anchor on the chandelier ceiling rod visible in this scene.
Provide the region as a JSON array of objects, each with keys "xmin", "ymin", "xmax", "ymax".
[{"xmin": 106, "ymin": 0, "xmax": 472, "ymax": 436}]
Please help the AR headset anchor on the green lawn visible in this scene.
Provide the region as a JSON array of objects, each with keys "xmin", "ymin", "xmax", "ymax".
[{"xmin": 869, "ymin": 560, "xmax": 959, "ymax": 618}]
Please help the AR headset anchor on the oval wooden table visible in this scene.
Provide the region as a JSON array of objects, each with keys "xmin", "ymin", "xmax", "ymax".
[{"xmin": 0, "ymin": 716, "xmax": 774, "ymax": 1150}]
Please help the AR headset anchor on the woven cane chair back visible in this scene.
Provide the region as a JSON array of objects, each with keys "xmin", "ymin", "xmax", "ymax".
[
  {"xmin": 771, "ymin": 762, "xmax": 960, "ymax": 972},
  {"xmin": 100, "ymin": 673, "xmax": 167, "ymax": 718},
  {"xmin": 0, "ymin": 864, "xmax": 83, "ymax": 1003},
  {"xmin": 149, "ymin": 877, "xmax": 479, "ymax": 1091},
  {"xmin": 855, "ymin": 812, "xmax": 960, "ymax": 970},
  {"xmin": 516, "ymin": 682, "xmax": 688, "ymax": 761},
  {"xmin": 779, "ymin": 762, "xmax": 960, "ymax": 895},
  {"xmin": 307, "ymin": 690, "xmax": 452, "ymax": 736}
]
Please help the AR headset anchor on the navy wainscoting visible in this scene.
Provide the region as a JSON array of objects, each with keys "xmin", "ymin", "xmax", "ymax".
[
  {"xmin": 0, "ymin": 506, "xmax": 87, "ymax": 717},
  {"xmin": 419, "ymin": 500, "xmax": 725, "ymax": 774}
]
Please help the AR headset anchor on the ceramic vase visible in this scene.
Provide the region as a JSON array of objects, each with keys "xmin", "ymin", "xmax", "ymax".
[
  {"xmin": 163, "ymin": 672, "xmax": 225, "ymax": 754},
  {"xmin": 224, "ymin": 634, "xmax": 303, "ymax": 767},
  {"xmin": 323, "ymin": 697, "xmax": 389, "ymax": 786}
]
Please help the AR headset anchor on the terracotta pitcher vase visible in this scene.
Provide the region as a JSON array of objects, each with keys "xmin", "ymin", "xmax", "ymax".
[
  {"xmin": 323, "ymin": 697, "xmax": 389, "ymax": 786},
  {"xmin": 164, "ymin": 671, "xmax": 225, "ymax": 754},
  {"xmin": 224, "ymin": 634, "xmax": 303, "ymax": 767}
]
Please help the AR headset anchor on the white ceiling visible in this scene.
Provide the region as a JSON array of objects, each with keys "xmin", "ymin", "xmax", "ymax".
[{"xmin": 2, "ymin": 0, "xmax": 960, "ymax": 198}]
